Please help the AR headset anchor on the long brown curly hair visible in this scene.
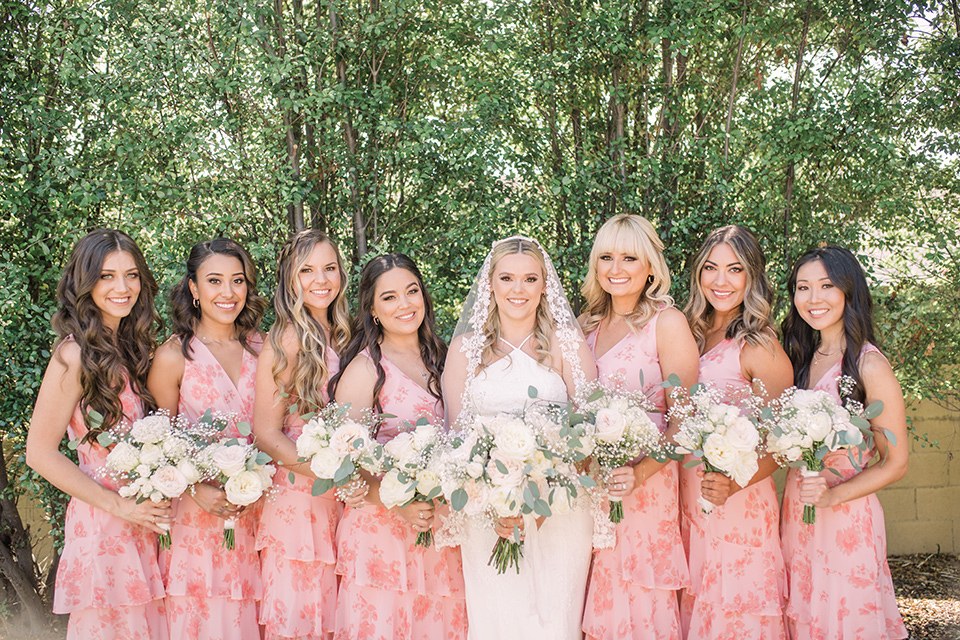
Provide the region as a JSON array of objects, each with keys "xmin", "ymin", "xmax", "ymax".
[{"xmin": 52, "ymin": 229, "xmax": 160, "ymax": 441}]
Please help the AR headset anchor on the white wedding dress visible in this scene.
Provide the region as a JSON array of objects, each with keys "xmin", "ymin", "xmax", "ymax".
[{"xmin": 461, "ymin": 341, "xmax": 593, "ymax": 640}]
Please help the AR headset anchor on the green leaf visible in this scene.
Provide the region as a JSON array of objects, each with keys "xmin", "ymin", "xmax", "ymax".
[
  {"xmin": 578, "ymin": 475, "xmax": 597, "ymax": 487},
  {"xmin": 288, "ymin": 471, "xmax": 296, "ymax": 485},
  {"xmin": 863, "ymin": 401, "xmax": 884, "ymax": 420},
  {"xmin": 96, "ymin": 432, "xmax": 115, "ymax": 448},
  {"xmin": 333, "ymin": 458, "xmax": 355, "ymax": 484},
  {"xmin": 451, "ymin": 487, "xmax": 468, "ymax": 511},
  {"xmin": 528, "ymin": 385, "xmax": 538, "ymax": 399},
  {"xmin": 236, "ymin": 421, "xmax": 252, "ymax": 437},
  {"xmin": 883, "ymin": 428, "xmax": 898, "ymax": 446},
  {"xmin": 312, "ymin": 478, "xmax": 333, "ymax": 496},
  {"xmin": 533, "ymin": 498, "xmax": 551, "ymax": 517},
  {"xmin": 661, "ymin": 374, "xmax": 682, "ymax": 389}
]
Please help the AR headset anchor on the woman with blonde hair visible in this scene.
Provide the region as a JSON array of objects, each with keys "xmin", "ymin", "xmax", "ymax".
[
  {"xmin": 679, "ymin": 225, "xmax": 793, "ymax": 639},
  {"xmin": 444, "ymin": 236, "xmax": 597, "ymax": 640},
  {"xmin": 253, "ymin": 229, "xmax": 352, "ymax": 640},
  {"xmin": 580, "ymin": 214, "xmax": 698, "ymax": 640}
]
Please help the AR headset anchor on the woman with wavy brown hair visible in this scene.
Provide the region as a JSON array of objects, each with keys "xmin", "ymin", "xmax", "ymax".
[
  {"xmin": 252, "ymin": 229, "xmax": 352, "ymax": 640},
  {"xmin": 27, "ymin": 228, "xmax": 168, "ymax": 639},
  {"xmin": 148, "ymin": 238, "xmax": 267, "ymax": 639}
]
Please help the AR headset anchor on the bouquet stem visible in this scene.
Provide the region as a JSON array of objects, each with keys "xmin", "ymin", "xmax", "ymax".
[
  {"xmin": 488, "ymin": 536, "xmax": 523, "ymax": 574},
  {"xmin": 158, "ymin": 523, "xmax": 172, "ymax": 550},
  {"xmin": 608, "ymin": 498, "xmax": 624, "ymax": 524},
  {"xmin": 416, "ymin": 528, "xmax": 433, "ymax": 548},
  {"xmin": 800, "ymin": 460, "xmax": 825, "ymax": 525},
  {"xmin": 223, "ymin": 518, "xmax": 236, "ymax": 550}
]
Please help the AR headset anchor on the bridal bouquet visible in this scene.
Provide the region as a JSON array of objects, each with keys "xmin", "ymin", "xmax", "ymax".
[
  {"xmin": 761, "ymin": 379, "xmax": 880, "ymax": 524},
  {"xmin": 440, "ymin": 389, "xmax": 596, "ymax": 574},
  {"xmin": 98, "ymin": 412, "xmax": 201, "ymax": 549},
  {"xmin": 378, "ymin": 417, "xmax": 444, "ymax": 547},
  {"xmin": 669, "ymin": 383, "xmax": 762, "ymax": 514},
  {"xmin": 581, "ymin": 386, "xmax": 662, "ymax": 523},
  {"xmin": 295, "ymin": 402, "xmax": 384, "ymax": 500},
  {"xmin": 196, "ymin": 434, "xmax": 275, "ymax": 549}
]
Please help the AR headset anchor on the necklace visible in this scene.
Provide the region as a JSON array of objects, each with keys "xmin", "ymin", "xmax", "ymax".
[{"xmin": 813, "ymin": 346, "xmax": 843, "ymax": 366}]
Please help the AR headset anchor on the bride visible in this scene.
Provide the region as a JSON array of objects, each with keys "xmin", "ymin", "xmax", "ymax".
[{"xmin": 443, "ymin": 236, "xmax": 598, "ymax": 640}]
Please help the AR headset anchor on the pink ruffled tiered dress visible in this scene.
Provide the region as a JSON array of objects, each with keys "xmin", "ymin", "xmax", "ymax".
[
  {"xmin": 780, "ymin": 344, "xmax": 907, "ymax": 640},
  {"xmin": 54, "ymin": 378, "xmax": 167, "ymax": 640},
  {"xmin": 678, "ymin": 338, "xmax": 785, "ymax": 640},
  {"xmin": 161, "ymin": 336, "xmax": 263, "ymax": 639},
  {"xmin": 582, "ymin": 310, "xmax": 689, "ymax": 640},
  {"xmin": 256, "ymin": 348, "xmax": 343, "ymax": 640},
  {"xmin": 334, "ymin": 352, "xmax": 467, "ymax": 640}
]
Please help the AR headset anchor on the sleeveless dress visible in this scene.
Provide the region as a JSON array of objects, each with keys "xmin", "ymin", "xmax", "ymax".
[
  {"xmin": 54, "ymin": 375, "xmax": 168, "ymax": 640},
  {"xmin": 160, "ymin": 336, "xmax": 263, "ymax": 639},
  {"xmin": 581, "ymin": 312, "xmax": 689, "ymax": 640},
  {"xmin": 334, "ymin": 351, "xmax": 467, "ymax": 640},
  {"xmin": 678, "ymin": 338, "xmax": 785, "ymax": 640},
  {"xmin": 780, "ymin": 344, "xmax": 907, "ymax": 640},
  {"xmin": 256, "ymin": 348, "xmax": 343, "ymax": 640},
  {"xmin": 460, "ymin": 338, "xmax": 593, "ymax": 640}
]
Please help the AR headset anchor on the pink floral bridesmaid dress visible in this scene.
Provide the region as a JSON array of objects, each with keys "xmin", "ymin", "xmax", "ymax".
[
  {"xmin": 582, "ymin": 310, "xmax": 689, "ymax": 640},
  {"xmin": 780, "ymin": 344, "xmax": 907, "ymax": 640},
  {"xmin": 161, "ymin": 336, "xmax": 263, "ymax": 639},
  {"xmin": 678, "ymin": 338, "xmax": 785, "ymax": 640},
  {"xmin": 54, "ymin": 379, "xmax": 167, "ymax": 640},
  {"xmin": 256, "ymin": 348, "xmax": 343, "ymax": 640},
  {"xmin": 334, "ymin": 352, "xmax": 467, "ymax": 640}
]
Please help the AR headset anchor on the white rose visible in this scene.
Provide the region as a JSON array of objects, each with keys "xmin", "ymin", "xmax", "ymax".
[
  {"xmin": 729, "ymin": 451, "xmax": 759, "ymax": 487},
  {"xmin": 296, "ymin": 431, "xmax": 325, "ymax": 459},
  {"xmin": 161, "ymin": 436, "xmax": 189, "ymax": 459},
  {"xmin": 550, "ymin": 486, "xmax": 573, "ymax": 515},
  {"xmin": 488, "ymin": 485, "xmax": 521, "ymax": 518},
  {"xmin": 379, "ymin": 469, "xmax": 413, "ymax": 510},
  {"xmin": 462, "ymin": 478, "xmax": 491, "ymax": 516},
  {"xmin": 785, "ymin": 445, "xmax": 803, "ymax": 462},
  {"xmin": 701, "ymin": 433, "xmax": 739, "ymax": 472},
  {"xmin": 799, "ymin": 434, "xmax": 814, "ymax": 449},
  {"xmin": 138, "ymin": 443, "xmax": 163, "ymax": 467},
  {"xmin": 450, "ymin": 431, "xmax": 479, "ymax": 463},
  {"xmin": 416, "ymin": 466, "xmax": 441, "ymax": 497},
  {"xmin": 213, "ymin": 445, "xmax": 249, "ymax": 477},
  {"xmin": 224, "ymin": 470, "xmax": 265, "ymax": 506},
  {"xmin": 301, "ymin": 417, "xmax": 328, "ymax": 440},
  {"xmin": 486, "ymin": 450, "xmax": 525, "ymax": 487},
  {"xmin": 309, "ymin": 448, "xmax": 343, "ymax": 480},
  {"xmin": 527, "ymin": 450, "xmax": 553, "ymax": 482},
  {"xmin": 724, "ymin": 418, "xmax": 760, "ymax": 452},
  {"xmin": 331, "ymin": 421, "xmax": 372, "ymax": 458},
  {"xmin": 129, "ymin": 414, "xmax": 172, "ymax": 443},
  {"xmin": 105, "ymin": 441, "xmax": 140, "ymax": 473},
  {"xmin": 807, "ymin": 412, "xmax": 834, "ymax": 442},
  {"xmin": 118, "ymin": 484, "xmax": 138, "ymax": 498},
  {"xmin": 594, "ymin": 408, "xmax": 627, "ymax": 443},
  {"xmin": 466, "ymin": 461, "xmax": 484, "ymax": 479},
  {"xmin": 134, "ymin": 463, "xmax": 153, "ymax": 478},
  {"xmin": 139, "ymin": 479, "xmax": 155, "ymax": 497},
  {"xmin": 151, "ymin": 465, "xmax": 189, "ymax": 498},
  {"xmin": 384, "ymin": 432, "xmax": 418, "ymax": 466},
  {"xmin": 577, "ymin": 432, "xmax": 596, "ymax": 458},
  {"xmin": 412, "ymin": 423, "xmax": 438, "ymax": 449},
  {"xmin": 492, "ymin": 417, "xmax": 537, "ymax": 461},
  {"xmin": 176, "ymin": 459, "xmax": 202, "ymax": 485}
]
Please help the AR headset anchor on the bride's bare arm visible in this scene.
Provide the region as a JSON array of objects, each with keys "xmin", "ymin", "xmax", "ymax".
[{"xmin": 442, "ymin": 335, "xmax": 469, "ymax": 428}]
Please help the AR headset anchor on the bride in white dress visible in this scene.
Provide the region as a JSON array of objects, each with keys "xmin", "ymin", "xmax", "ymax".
[{"xmin": 443, "ymin": 236, "xmax": 598, "ymax": 640}]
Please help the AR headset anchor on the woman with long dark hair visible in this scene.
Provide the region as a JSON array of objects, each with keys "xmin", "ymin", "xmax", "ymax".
[
  {"xmin": 679, "ymin": 225, "xmax": 792, "ymax": 639},
  {"xmin": 252, "ymin": 229, "xmax": 352, "ymax": 640},
  {"xmin": 330, "ymin": 253, "xmax": 465, "ymax": 640},
  {"xmin": 148, "ymin": 238, "xmax": 267, "ymax": 638},
  {"xmin": 780, "ymin": 246, "xmax": 907, "ymax": 640},
  {"xmin": 27, "ymin": 229, "xmax": 168, "ymax": 639}
]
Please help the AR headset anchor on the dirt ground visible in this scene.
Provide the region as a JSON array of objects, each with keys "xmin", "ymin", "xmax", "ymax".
[{"xmin": 2, "ymin": 553, "xmax": 959, "ymax": 639}]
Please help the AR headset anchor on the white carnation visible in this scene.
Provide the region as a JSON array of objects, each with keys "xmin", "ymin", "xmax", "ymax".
[
  {"xmin": 138, "ymin": 443, "xmax": 163, "ymax": 467},
  {"xmin": 724, "ymin": 417, "xmax": 760, "ymax": 452},
  {"xmin": 412, "ymin": 423, "xmax": 438, "ymax": 449},
  {"xmin": 105, "ymin": 441, "xmax": 140, "ymax": 473},
  {"xmin": 129, "ymin": 415, "xmax": 171, "ymax": 444},
  {"xmin": 384, "ymin": 432, "xmax": 418, "ymax": 466},
  {"xmin": 296, "ymin": 431, "xmax": 324, "ymax": 459},
  {"xmin": 161, "ymin": 436, "xmax": 189, "ymax": 460},
  {"xmin": 702, "ymin": 433, "xmax": 739, "ymax": 472}
]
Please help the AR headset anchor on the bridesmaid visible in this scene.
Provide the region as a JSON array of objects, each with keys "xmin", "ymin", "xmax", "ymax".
[
  {"xmin": 579, "ymin": 214, "xmax": 699, "ymax": 640},
  {"xmin": 679, "ymin": 226, "xmax": 793, "ymax": 639},
  {"xmin": 26, "ymin": 229, "xmax": 168, "ymax": 639},
  {"xmin": 780, "ymin": 246, "xmax": 908, "ymax": 640},
  {"xmin": 252, "ymin": 230, "xmax": 352, "ymax": 640},
  {"xmin": 147, "ymin": 238, "xmax": 267, "ymax": 638},
  {"xmin": 329, "ymin": 253, "xmax": 467, "ymax": 640}
]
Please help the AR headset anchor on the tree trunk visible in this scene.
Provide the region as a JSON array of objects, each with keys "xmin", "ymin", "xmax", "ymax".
[
  {"xmin": 0, "ymin": 448, "xmax": 43, "ymax": 628},
  {"xmin": 783, "ymin": 0, "xmax": 813, "ymax": 267},
  {"xmin": 724, "ymin": 0, "xmax": 749, "ymax": 160}
]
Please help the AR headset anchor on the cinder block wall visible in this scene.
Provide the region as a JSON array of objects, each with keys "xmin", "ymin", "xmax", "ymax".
[{"xmin": 877, "ymin": 400, "xmax": 959, "ymax": 554}]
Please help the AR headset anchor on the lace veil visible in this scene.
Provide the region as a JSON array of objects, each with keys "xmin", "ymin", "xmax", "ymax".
[{"xmin": 450, "ymin": 235, "xmax": 589, "ymax": 421}]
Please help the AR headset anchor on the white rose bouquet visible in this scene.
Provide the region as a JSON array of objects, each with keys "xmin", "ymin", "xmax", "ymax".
[
  {"xmin": 668, "ymin": 382, "xmax": 763, "ymax": 515},
  {"xmin": 761, "ymin": 378, "xmax": 880, "ymax": 524},
  {"xmin": 197, "ymin": 437, "xmax": 274, "ymax": 549},
  {"xmin": 378, "ymin": 417, "xmax": 444, "ymax": 547},
  {"xmin": 580, "ymin": 385, "xmax": 663, "ymax": 523},
  {"xmin": 97, "ymin": 412, "xmax": 200, "ymax": 549},
  {"xmin": 294, "ymin": 402, "xmax": 384, "ymax": 501}
]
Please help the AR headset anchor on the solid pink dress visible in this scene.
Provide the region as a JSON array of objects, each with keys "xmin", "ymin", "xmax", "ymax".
[
  {"xmin": 334, "ymin": 352, "xmax": 467, "ymax": 640},
  {"xmin": 582, "ymin": 310, "xmax": 689, "ymax": 640},
  {"xmin": 678, "ymin": 338, "xmax": 785, "ymax": 640},
  {"xmin": 161, "ymin": 336, "xmax": 263, "ymax": 639},
  {"xmin": 781, "ymin": 344, "xmax": 907, "ymax": 640},
  {"xmin": 54, "ymin": 377, "xmax": 167, "ymax": 640},
  {"xmin": 256, "ymin": 348, "xmax": 343, "ymax": 640}
]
